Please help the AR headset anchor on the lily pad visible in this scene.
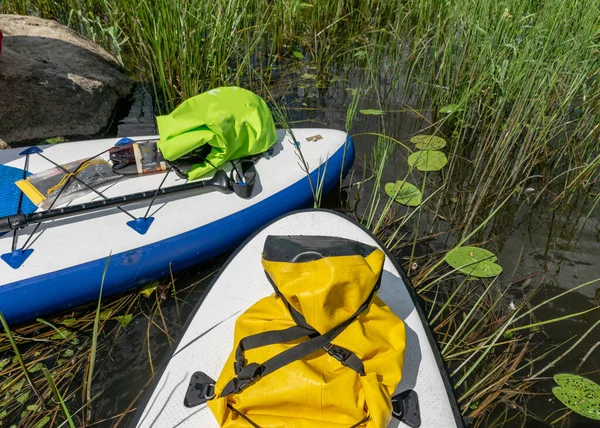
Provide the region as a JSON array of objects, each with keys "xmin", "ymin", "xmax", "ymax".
[
  {"xmin": 410, "ymin": 135, "xmax": 447, "ymax": 150},
  {"xmin": 359, "ymin": 109, "xmax": 384, "ymax": 115},
  {"xmin": 384, "ymin": 181, "xmax": 422, "ymax": 207},
  {"xmin": 407, "ymin": 150, "xmax": 448, "ymax": 172},
  {"xmin": 444, "ymin": 246, "xmax": 503, "ymax": 278},
  {"xmin": 552, "ymin": 374, "xmax": 600, "ymax": 421}
]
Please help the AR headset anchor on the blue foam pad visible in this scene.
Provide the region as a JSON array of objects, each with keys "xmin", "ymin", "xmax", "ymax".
[{"xmin": 0, "ymin": 164, "xmax": 38, "ymax": 217}]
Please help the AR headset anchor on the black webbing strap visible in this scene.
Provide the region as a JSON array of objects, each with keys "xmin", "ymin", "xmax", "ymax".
[
  {"xmin": 234, "ymin": 325, "xmax": 316, "ymax": 374},
  {"xmin": 265, "ymin": 273, "xmax": 311, "ymax": 329},
  {"xmin": 220, "ymin": 277, "xmax": 380, "ymax": 397}
]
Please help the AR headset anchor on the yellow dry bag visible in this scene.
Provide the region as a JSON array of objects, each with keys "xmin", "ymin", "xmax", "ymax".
[{"xmin": 207, "ymin": 235, "xmax": 407, "ymax": 427}]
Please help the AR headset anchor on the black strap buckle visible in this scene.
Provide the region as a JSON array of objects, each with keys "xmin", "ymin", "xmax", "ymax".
[
  {"xmin": 184, "ymin": 371, "xmax": 216, "ymax": 408},
  {"xmin": 391, "ymin": 390, "xmax": 421, "ymax": 427},
  {"xmin": 324, "ymin": 344, "xmax": 352, "ymax": 365}
]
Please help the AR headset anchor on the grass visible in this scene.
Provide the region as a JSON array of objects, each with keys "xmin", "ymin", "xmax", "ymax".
[{"xmin": 0, "ymin": 0, "xmax": 599, "ymax": 426}]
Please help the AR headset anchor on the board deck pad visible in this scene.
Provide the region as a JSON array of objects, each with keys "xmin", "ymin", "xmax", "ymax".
[
  {"xmin": 133, "ymin": 210, "xmax": 463, "ymax": 428},
  {"xmin": 0, "ymin": 164, "xmax": 37, "ymax": 217}
]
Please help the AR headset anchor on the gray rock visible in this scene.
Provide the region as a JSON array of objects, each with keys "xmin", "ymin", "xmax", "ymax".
[
  {"xmin": 0, "ymin": 14, "xmax": 134, "ymax": 144},
  {"xmin": 0, "ymin": 138, "xmax": 9, "ymax": 149}
]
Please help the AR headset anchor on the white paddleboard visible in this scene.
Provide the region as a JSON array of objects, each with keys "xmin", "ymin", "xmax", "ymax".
[
  {"xmin": 0, "ymin": 129, "xmax": 354, "ymax": 325},
  {"xmin": 132, "ymin": 209, "xmax": 464, "ymax": 428}
]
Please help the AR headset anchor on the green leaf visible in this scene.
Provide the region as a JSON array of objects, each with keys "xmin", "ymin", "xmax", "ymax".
[
  {"xmin": 42, "ymin": 137, "xmax": 66, "ymax": 144},
  {"xmin": 359, "ymin": 109, "xmax": 384, "ymax": 115},
  {"xmin": 16, "ymin": 390, "xmax": 29, "ymax": 404},
  {"xmin": 407, "ymin": 150, "xmax": 448, "ymax": 172},
  {"xmin": 28, "ymin": 362, "xmax": 44, "ymax": 373},
  {"xmin": 63, "ymin": 349, "xmax": 74, "ymax": 358},
  {"xmin": 444, "ymin": 246, "xmax": 503, "ymax": 278},
  {"xmin": 139, "ymin": 282, "xmax": 159, "ymax": 298},
  {"xmin": 552, "ymin": 374, "xmax": 600, "ymax": 420},
  {"xmin": 60, "ymin": 318, "xmax": 77, "ymax": 326},
  {"xmin": 292, "ymin": 49, "xmax": 304, "ymax": 59},
  {"xmin": 10, "ymin": 378, "xmax": 25, "ymax": 393},
  {"xmin": 384, "ymin": 181, "xmax": 422, "ymax": 207},
  {"xmin": 410, "ymin": 135, "xmax": 447, "ymax": 150},
  {"xmin": 26, "ymin": 404, "xmax": 39, "ymax": 412},
  {"xmin": 51, "ymin": 329, "xmax": 73, "ymax": 341},
  {"xmin": 115, "ymin": 314, "xmax": 133, "ymax": 328},
  {"xmin": 0, "ymin": 358, "xmax": 9, "ymax": 371},
  {"xmin": 33, "ymin": 416, "xmax": 51, "ymax": 428},
  {"xmin": 439, "ymin": 104, "xmax": 463, "ymax": 114},
  {"xmin": 99, "ymin": 309, "xmax": 113, "ymax": 320}
]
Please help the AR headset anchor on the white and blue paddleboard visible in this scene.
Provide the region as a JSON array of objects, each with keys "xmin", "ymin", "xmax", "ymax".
[
  {"xmin": 0, "ymin": 129, "xmax": 353, "ymax": 325},
  {"xmin": 131, "ymin": 209, "xmax": 464, "ymax": 428}
]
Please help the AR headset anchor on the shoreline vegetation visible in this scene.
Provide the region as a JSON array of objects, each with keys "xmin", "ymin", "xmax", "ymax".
[{"xmin": 1, "ymin": 1, "xmax": 599, "ymax": 427}]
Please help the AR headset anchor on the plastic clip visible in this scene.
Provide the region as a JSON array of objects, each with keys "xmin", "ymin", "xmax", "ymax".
[{"xmin": 324, "ymin": 344, "xmax": 352, "ymax": 366}]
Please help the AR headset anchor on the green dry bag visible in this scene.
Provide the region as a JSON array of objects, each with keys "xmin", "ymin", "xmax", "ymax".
[{"xmin": 156, "ymin": 87, "xmax": 277, "ymax": 181}]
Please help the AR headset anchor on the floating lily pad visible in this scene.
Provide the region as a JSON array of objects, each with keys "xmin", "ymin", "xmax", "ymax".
[
  {"xmin": 407, "ymin": 150, "xmax": 448, "ymax": 172},
  {"xmin": 553, "ymin": 374, "xmax": 600, "ymax": 421},
  {"xmin": 359, "ymin": 109, "xmax": 384, "ymax": 115},
  {"xmin": 384, "ymin": 181, "xmax": 422, "ymax": 206},
  {"xmin": 410, "ymin": 135, "xmax": 447, "ymax": 150},
  {"xmin": 444, "ymin": 246, "xmax": 503, "ymax": 278}
]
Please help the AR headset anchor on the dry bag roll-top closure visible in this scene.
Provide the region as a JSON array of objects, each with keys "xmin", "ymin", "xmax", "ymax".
[
  {"xmin": 201, "ymin": 235, "xmax": 408, "ymax": 427},
  {"xmin": 156, "ymin": 86, "xmax": 277, "ymax": 182}
]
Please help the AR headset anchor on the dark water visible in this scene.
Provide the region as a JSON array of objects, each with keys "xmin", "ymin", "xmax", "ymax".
[{"xmin": 90, "ymin": 84, "xmax": 599, "ymax": 426}]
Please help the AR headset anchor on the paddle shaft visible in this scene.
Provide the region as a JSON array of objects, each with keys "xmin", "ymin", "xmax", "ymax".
[{"xmin": 0, "ymin": 170, "xmax": 232, "ymax": 233}]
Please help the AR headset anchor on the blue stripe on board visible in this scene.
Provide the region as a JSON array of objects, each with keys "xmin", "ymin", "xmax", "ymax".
[
  {"xmin": 0, "ymin": 138, "xmax": 355, "ymax": 325},
  {"xmin": 0, "ymin": 165, "xmax": 37, "ymax": 217}
]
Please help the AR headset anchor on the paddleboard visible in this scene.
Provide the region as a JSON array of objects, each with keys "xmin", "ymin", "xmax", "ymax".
[
  {"xmin": 131, "ymin": 209, "xmax": 464, "ymax": 428},
  {"xmin": 0, "ymin": 129, "xmax": 353, "ymax": 325}
]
